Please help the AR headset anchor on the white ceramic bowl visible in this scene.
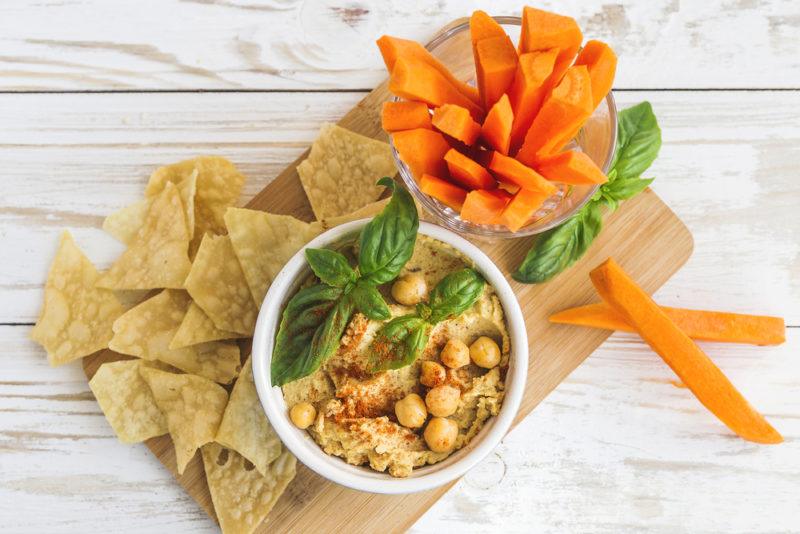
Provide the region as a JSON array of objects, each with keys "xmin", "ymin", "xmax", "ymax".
[{"xmin": 252, "ymin": 220, "xmax": 528, "ymax": 494}]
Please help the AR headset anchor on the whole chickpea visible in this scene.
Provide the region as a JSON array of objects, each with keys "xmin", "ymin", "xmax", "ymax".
[
  {"xmin": 419, "ymin": 360, "xmax": 446, "ymax": 387},
  {"xmin": 289, "ymin": 402, "xmax": 316, "ymax": 429},
  {"xmin": 469, "ymin": 336, "xmax": 501, "ymax": 369},
  {"xmin": 425, "ymin": 385, "xmax": 461, "ymax": 417},
  {"xmin": 395, "ymin": 393, "xmax": 428, "ymax": 428},
  {"xmin": 391, "ymin": 273, "xmax": 427, "ymax": 306},
  {"xmin": 424, "ymin": 417, "xmax": 459, "ymax": 453},
  {"xmin": 440, "ymin": 339, "xmax": 470, "ymax": 369}
]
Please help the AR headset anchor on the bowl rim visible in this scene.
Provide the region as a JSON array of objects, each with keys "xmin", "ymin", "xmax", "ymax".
[{"xmin": 252, "ymin": 219, "xmax": 529, "ymax": 494}]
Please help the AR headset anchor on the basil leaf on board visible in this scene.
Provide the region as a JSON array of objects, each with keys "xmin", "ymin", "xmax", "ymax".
[
  {"xmin": 358, "ymin": 177, "xmax": 419, "ymax": 285},
  {"xmin": 350, "ymin": 280, "xmax": 391, "ymax": 321},
  {"xmin": 428, "ymin": 268, "xmax": 485, "ymax": 323},
  {"xmin": 304, "ymin": 248, "xmax": 356, "ymax": 288},
  {"xmin": 368, "ymin": 315, "xmax": 429, "ymax": 372},
  {"xmin": 513, "ymin": 200, "xmax": 603, "ymax": 284},
  {"xmin": 609, "ymin": 101, "xmax": 661, "ymax": 181}
]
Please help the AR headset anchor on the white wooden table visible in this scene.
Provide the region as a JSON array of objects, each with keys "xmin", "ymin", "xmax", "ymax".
[{"xmin": 1, "ymin": 1, "xmax": 798, "ymax": 532}]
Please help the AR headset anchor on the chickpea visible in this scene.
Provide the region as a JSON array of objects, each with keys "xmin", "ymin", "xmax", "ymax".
[
  {"xmin": 424, "ymin": 417, "xmax": 459, "ymax": 453},
  {"xmin": 419, "ymin": 360, "xmax": 446, "ymax": 387},
  {"xmin": 440, "ymin": 339, "xmax": 470, "ymax": 369},
  {"xmin": 391, "ymin": 273, "xmax": 427, "ymax": 306},
  {"xmin": 289, "ymin": 402, "xmax": 316, "ymax": 429},
  {"xmin": 425, "ymin": 385, "xmax": 460, "ymax": 417},
  {"xmin": 469, "ymin": 336, "xmax": 501, "ymax": 369},
  {"xmin": 395, "ymin": 393, "xmax": 428, "ymax": 428}
]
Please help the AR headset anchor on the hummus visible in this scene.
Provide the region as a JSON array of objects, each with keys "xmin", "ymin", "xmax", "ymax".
[{"xmin": 282, "ymin": 235, "xmax": 510, "ymax": 477}]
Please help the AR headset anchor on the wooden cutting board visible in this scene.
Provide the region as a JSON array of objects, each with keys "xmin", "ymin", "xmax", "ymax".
[{"xmin": 84, "ymin": 18, "xmax": 693, "ymax": 534}]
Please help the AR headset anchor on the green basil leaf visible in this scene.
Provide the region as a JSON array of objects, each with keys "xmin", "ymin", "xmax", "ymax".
[
  {"xmin": 350, "ymin": 281, "xmax": 391, "ymax": 321},
  {"xmin": 358, "ymin": 177, "xmax": 419, "ymax": 285},
  {"xmin": 308, "ymin": 296, "xmax": 354, "ymax": 373},
  {"xmin": 513, "ymin": 201, "xmax": 603, "ymax": 284},
  {"xmin": 610, "ymin": 101, "xmax": 661, "ymax": 182},
  {"xmin": 368, "ymin": 315, "xmax": 429, "ymax": 372},
  {"xmin": 602, "ymin": 176, "xmax": 654, "ymax": 206},
  {"xmin": 428, "ymin": 268, "xmax": 485, "ymax": 323},
  {"xmin": 304, "ymin": 248, "xmax": 356, "ymax": 288}
]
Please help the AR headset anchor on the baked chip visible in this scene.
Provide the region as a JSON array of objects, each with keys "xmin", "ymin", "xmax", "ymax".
[
  {"xmin": 97, "ymin": 182, "xmax": 192, "ymax": 290},
  {"xmin": 109, "ymin": 290, "xmax": 241, "ymax": 384},
  {"xmin": 216, "ymin": 357, "xmax": 282, "ymax": 476},
  {"xmin": 31, "ymin": 231, "xmax": 125, "ymax": 366},
  {"xmin": 224, "ymin": 208, "xmax": 321, "ymax": 306},
  {"xmin": 297, "ymin": 123, "xmax": 396, "ymax": 219},
  {"xmin": 140, "ymin": 367, "xmax": 229, "ymax": 475},
  {"xmin": 202, "ymin": 443, "xmax": 296, "ymax": 534},
  {"xmin": 169, "ymin": 301, "xmax": 244, "ymax": 350},
  {"xmin": 89, "ymin": 359, "xmax": 168, "ymax": 443},
  {"xmin": 185, "ymin": 234, "xmax": 258, "ymax": 336},
  {"xmin": 314, "ymin": 198, "xmax": 391, "ymax": 231}
]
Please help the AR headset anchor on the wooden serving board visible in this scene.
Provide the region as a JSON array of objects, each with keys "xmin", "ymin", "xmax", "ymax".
[{"xmin": 85, "ymin": 18, "xmax": 693, "ymax": 534}]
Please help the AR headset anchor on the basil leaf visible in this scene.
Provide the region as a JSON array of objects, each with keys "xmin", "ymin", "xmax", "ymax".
[
  {"xmin": 428, "ymin": 268, "xmax": 485, "ymax": 323},
  {"xmin": 358, "ymin": 177, "xmax": 419, "ymax": 285},
  {"xmin": 602, "ymin": 176, "xmax": 654, "ymax": 207},
  {"xmin": 513, "ymin": 201, "xmax": 603, "ymax": 284},
  {"xmin": 610, "ymin": 101, "xmax": 661, "ymax": 182},
  {"xmin": 368, "ymin": 315, "xmax": 429, "ymax": 371},
  {"xmin": 350, "ymin": 281, "xmax": 391, "ymax": 321},
  {"xmin": 308, "ymin": 296, "xmax": 354, "ymax": 372},
  {"xmin": 304, "ymin": 248, "xmax": 356, "ymax": 288}
]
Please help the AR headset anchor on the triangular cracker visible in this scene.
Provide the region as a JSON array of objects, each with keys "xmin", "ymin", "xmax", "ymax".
[
  {"xmin": 314, "ymin": 198, "xmax": 390, "ymax": 231},
  {"xmin": 140, "ymin": 367, "xmax": 229, "ymax": 474},
  {"xmin": 31, "ymin": 231, "xmax": 125, "ymax": 365},
  {"xmin": 169, "ymin": 301, "xmax": 244, "ymax": 350}
]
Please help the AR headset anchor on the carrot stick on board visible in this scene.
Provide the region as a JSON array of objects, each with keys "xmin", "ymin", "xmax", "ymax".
[
  {"xmin": 589, "ymin": 258, "xmax": 783, "ymax": 444},
  {"xmin": 549, "ymin": 302, "xmax": 786, "ymax": 346}
]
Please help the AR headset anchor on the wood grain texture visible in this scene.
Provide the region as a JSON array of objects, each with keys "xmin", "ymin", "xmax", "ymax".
[{"xmin": 1, "ymin": 0, "xmax": 799, "ymax": 91}]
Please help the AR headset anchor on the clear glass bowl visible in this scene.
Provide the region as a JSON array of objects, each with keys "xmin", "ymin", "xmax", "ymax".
[{"xmin": 388, "ymin": 16, "xmax": 617, "ymax": 239}]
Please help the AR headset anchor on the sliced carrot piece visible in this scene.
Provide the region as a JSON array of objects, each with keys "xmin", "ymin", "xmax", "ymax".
[
  {"xmin": 589, "ymin": 258, "xmax": 783, "ymax": 444},
  {"xmin": 460, "ymin": 189, "xmax": 511, "ymax": 225},
  {"xmin": 518, "ymin": 7, "xmax": 582, "ymax": 85},
  {"xmin": 392, "ymin": 128, "xmax": 450, "ymax": 179},
  {"xmin": 536, "ymin": 150, "xmax": 608, "ymax": 185},
  {"xmin": 381, "ymin": 101, "xmax": 431, "ymax": 133},
  {"xmin": 444, "ymin": 149, "xmax": 496, "ymax": 190},
  {"xmin": 516, "ymin": 65, "xmax": 593, "ymax": 165},
  {"xmin": 419, "ymin": 173, "xmax": 468, "ymax": 211},
  {"xmin": 475, "ymin": 35, "xmax": 518, "ymax": 110},
  {"xmin": 377, "ymin": 35, "xmax": 480, "ymax": 105},
  {"xmin": 498, "ymin": 188, "xmax": 548, "ymax": 231},
  {"xmin": 481, "ymin": 94, "xmax": 514, "ymax": 155},
  {"xmin": 431, "ymin": 104, "xmax": 482, "ymax": 145},
  {"xmin": 470, "ymin": 10, "xmax": 507, "ymax": 43},
  {"xmin": 508, "ymin": 50, "xmax": 558, "ymax": 153},
  {"xmin": 550, "ymin": 302, "xmax": 786, "ymax": 346},
  {"xmin": 389, "ymin": 57, "xmax": 484, "ymax": 121},
  {"xmin": 574, "ymin": 40, "xmax": 618, "ymax": 109},
  {"xmin": 488, "ymin": 151, "xmax": 557, "ymax": 195}
]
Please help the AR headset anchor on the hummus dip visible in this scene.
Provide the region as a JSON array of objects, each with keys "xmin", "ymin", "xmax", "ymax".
[{"xmin": 282, "ymin": 235, "xmax": 510, "ymax": 478}]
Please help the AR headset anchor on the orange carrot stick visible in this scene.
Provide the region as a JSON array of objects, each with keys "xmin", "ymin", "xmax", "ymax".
[
  {"xmin": 419, "ymin": 174, "xmax": 468, "ymax": 211},
  {"xmin": 536, "ymin": 150, "xmax": 608, "ymax": 185},
  {"xmin": 488, "ymin": 151, "xmax": 557, "ymax": 195},
  {"xmin": 508, "ymin": 49, "xmax": 558, "ymax": 153},
  {"xmin": 432, "ymin": 104, "xmax": 482, "ymax": 145},
  {"xmin": 444, "ymin": 149, "xmax": 496, "ymax": 190},
  {"xmin": 460, "ymin": 189, "xmax": 511, "ymax": 225},
  {"xmin": 498, "ymin": 188, "xmax": 548, "ymax": 231},
  {"xmin": 481, "ymin": 94, "xmax": 514, "ymax": 155},
  {"xmin": 381, "ymin": 101, "xmax": 431, "ymax": 133},
  {"xmin": 574, "ymin": 40, "xmax": 618, "ymax": 109},
  {"xmin": 589, "ymin": 258, "xmax": 783, "ymax": 444},
  {"xmin": 549, "ymin": 302, "xmax": 786, "ymax": 346},
  {"xmin": 392, "ymin": 128, "xmax": 450, "ymax": 179},
  {"xmin": 475, "ymin": 35, "xmax": 518, "ymax": 110},
  {"xmin": 518, "ymin": 7, "xmax": 582, "ymax": 85}
]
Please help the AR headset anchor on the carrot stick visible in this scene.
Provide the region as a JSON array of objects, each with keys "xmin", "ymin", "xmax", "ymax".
[
  {"xmin": 536, "ymin": 150, "xmax": 608, "ymax": 185},
  {"xmin": 488, "ymin": 151, "xmax": 557, "ymax": 195},
  {"xmin": 549, "ymin": 302, "xmax": 786, "ymax": 346},
  {"xmin": 381, "ymin": 101, "xmax": 431, "ymax": 132},
  {"xmin": 481, "ymin": 94, "xmax": 514, "ymax": 155},
  {"xmin": 508, "ymin": 50, "xmax": 558, "ymax": 153},
  {"xmin": 518, "ymin": 7, "xmax": 582, "ymax": 85},
  {"xmin": 392, "ymin": 128, "xmax": 450, "ymax": 179},
  {"xmin": 419, "ymin": 174, "xmax": 468, "ymax": 211},
  {"xmin": 460, "ymin": 189, "xmax": 511, "ymax": 225},
  {"xmin": 444, "ymin": 149, "xmax": 496, "ymax": 190},
  {"xmin": 589, "ymin": 258, "xmax": 783, "ymax": 444},
  {"xmin": 432, "ymin": 104, "xmax": 482, "ymax": 145},
  {"xmin": 498, "ymin": 188, "xmax": 548, "ymax": 231},
  {"xmin": 475, "ymin": 35, "xmax": 518, "ymax": 110},
  {"xmin": 574, "ymin": 40, "xmax": 617, "ymax": 109}
]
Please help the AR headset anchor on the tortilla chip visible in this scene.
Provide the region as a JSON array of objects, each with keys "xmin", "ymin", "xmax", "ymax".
[
  {"xmin": 109, "ymin": 290, "xmax": 241, "ymax": 384},
  {"xmin": 145, "ymin": 156, "xmax": 246, "ymax": 254},
  {"xmin": 97, "ymin": 181, "xmax": 192, "ymax": 290},
  {"xmin": 140, "ymin": 367, "xmax": 229, "ymax": 474},
  {"xmin": 169, "ymin": 301, "xmax": 244, "ymax": 350},
  {"xmin": 185, "ymin": 234, "xmax": 257, "ymax": 336},
  {"xmin": 297, "ymin": 123, "xmax": 396, "ymax": 219},
  {"xmin": 31, "ymin": 231, "xmax": 125, "ymax": 366},
  {"xmin": 224, "ymin": 208, "xmax": 321, "ymax": 306},
  {"xmin": 103, "ymin": 171, "xmax": 197, "ymax": 245},
  {"xmin": 113, "ymin": 289, "xmax": 154, "ymax": 310},
  {"xmin": 89, "ymin": 359, "xmax": 169, "ymax": 443},
  {"xmin": 215, "ymin": 357, "xmax": 282, "ymax": 477},
  {"xmin": 202, "ymin": 443, "xmax": 296, "ymax": 534},
  {"xmin": 314, "ymin": 198, "xmax": 391, "ymax": 231}
]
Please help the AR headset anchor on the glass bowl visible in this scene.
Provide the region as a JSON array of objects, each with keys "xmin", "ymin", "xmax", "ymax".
[{"xmin": 388, "ymin": 16, "xmax": 617, "ymax": 239}]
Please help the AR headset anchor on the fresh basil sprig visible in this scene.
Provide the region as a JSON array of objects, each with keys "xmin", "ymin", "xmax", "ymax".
[
  {"xmin": 369, "ymin": 268, "xmax": 485, "ymax": 371},
  {"xmin": 513, "ymin": 101, "xmax": 661, "ymax": 284},
  {"xmin": 271, "ymin": 178, "xmax": 419, "ymax": 386}
]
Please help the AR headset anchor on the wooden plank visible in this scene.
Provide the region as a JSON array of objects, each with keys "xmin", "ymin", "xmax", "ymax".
[{"xmin": 1, "ymin": 0, "xmax": 798, "ymax": 91}]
